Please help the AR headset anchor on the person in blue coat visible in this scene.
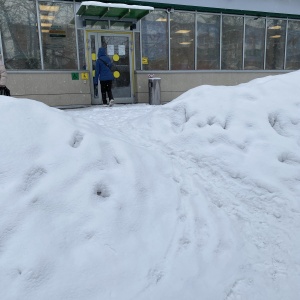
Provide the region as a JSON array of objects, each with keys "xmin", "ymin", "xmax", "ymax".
[{"xmin": 94, "ymin": 47, "xmax": 114, "ymax": 106}]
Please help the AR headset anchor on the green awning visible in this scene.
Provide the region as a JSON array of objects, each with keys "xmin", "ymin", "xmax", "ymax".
[{"xmin": 77, "ymin": 1, "xmax": 154, "ymax": 23}]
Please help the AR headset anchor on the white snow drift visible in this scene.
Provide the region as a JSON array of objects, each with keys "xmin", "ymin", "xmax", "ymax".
[{"xmin": 1, "ymin": 71, "xmax": 300, "ymax": 300}]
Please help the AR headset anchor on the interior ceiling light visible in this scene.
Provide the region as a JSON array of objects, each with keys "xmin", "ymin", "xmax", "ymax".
[
  {"xmin": 41, "ymin": 23, "xmax": 52, "ymax": 27},
  {"xmin": 40, "ymin": 15, "xmax": 55, "ymax": 21},
  {"xmin": 270, "ymin": 35, "xmax": 281, "ymax": 38},
  {"xmin": 156, "ymin": 18, "xmax": 172, "ymax": 22},
  {"xmin": 180, "ymin": 42, "xmax": 191, "ymax": 45},
  {"xmin": 269, "ymin": 25, "xmax": 281, "ymax": 30},
  {"xmin": 175, "ymin": 29, "xmax": 190, "ymax": 33},
  {"xmin": 176, "ymin": 30, "xmax": 191, "ymax": 34},
  {"xmin": 156, "ymin": 17, "xmax": 167, "ymax": 22},
  {"xmin": 42, "ymin": 29, "xmax": 49, "ymax": 33},
  {"xmin": 39, "ymin": 5, "xmax": 59, "ymax": 12}
]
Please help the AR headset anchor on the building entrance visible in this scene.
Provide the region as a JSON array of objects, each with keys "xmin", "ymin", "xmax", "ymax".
[{"xmin": 87, "ymin": 32, "xmax": 133, "ymax": 105}]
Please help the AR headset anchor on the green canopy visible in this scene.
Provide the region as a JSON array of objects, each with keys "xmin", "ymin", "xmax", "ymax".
[{"xmin": 77, "ymin": 2, "xmax": 153, "ymax": 23}]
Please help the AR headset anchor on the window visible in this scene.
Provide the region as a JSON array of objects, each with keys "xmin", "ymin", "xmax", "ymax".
[
  {"xmin": 197, "ymin": 13, "xmax": 220, "ymax": 69},
  {"xmin": 0, "ymin": 0, "xmax": 41, "ymax": 69},
  {"xmin": 134, "ymin": 32, "xmax": 141, "ymax": 71},
  {"xmin": 244, "ymin": 17, "xmax": 266, "ymax": 70},
  {"xmin": 286, "ymin": 20, "xmax": 300, "ymax": 70},
  {"xmin": 0, "ymin": 32, "xmax": 3, "ymax": 61},
  {"xmin": 170, "ymin": 11, "xmax": 195, "ymax": 70},
  {"xmin": 222, "ymin": 15, "xmax": 244, "ymax": 70},
  {"xmin": 141, "ymin": 10, "xmax": 169, "ymax": 70},
  {"xmin": 39, "ymin": 1, "xmax": 77, "ymax": 69},
  {"xmin": 266, "ymin": 19, "xmax": 287, "ymax": 70},
  {"xmin": 77, "ymin": 30, "xmax": 86, "ymax": 70}
]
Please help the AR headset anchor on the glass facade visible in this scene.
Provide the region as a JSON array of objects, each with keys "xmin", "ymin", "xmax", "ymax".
[
  {"xmin": 266, "ymin": 19, "xmax": 287, "ymax": 70},
  {"xmin": 39, "ymin": 1, "xmax": 77, "ymax": 69},
  {"xmin": 0, "ymin": 0, "xmax": 41, "ymax": 69},
  {"xmin": 0, "ymin": 32, "xmax": 3, "ymax": 61},
  {"xmin": 222, "ymin": 15, "xmax": 244, "ymax": 70},
  {"xmin": 141, "ymin": 10, "xmax": 169, "ymax": 70},
  {"xmin": 1, "ymin": 1, "xmax": 300, "ymax": 72},
  {"xmin": 134, "ymin": 32, "xmax": 141, "ymax": 71},
  {"xmin": 244, "ymin": 17, "xmax": 266, "ymax": 70},
  {"xmin": 197, "ymin": 13, "xmax": 220, "ymax": 70},
  {"xmin": 286, "ymin": 20, "xmax": 300, "ymax": 69},
  {"xmin": 170, "ymin": 12, "xmax": 195, "ymax": 70},
  {"xmin": 77, "ymin": 29, "xmax": 86, "ymax": 70}
]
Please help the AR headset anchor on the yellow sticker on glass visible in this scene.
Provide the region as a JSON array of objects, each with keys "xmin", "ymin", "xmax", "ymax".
[
  {"xmin": 113, "ymin": 54, "xmax": 120, "ymax": 62},
  {"xmin": 113, "ymin": 71, "xmax": 120, "ymax": 78}
]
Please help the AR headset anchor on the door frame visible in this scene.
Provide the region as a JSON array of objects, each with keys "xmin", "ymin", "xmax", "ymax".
[{"xmin": 86, "ymin": 30, "xmax": 134, "ymax": 105}]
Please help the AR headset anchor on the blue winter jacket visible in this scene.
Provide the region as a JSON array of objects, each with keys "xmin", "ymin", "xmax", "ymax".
[{"xmin": 94, "ymin": 47, "xmax": 114, "ymax": 84}]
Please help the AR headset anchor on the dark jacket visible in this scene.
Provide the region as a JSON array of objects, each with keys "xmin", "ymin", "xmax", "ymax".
[{"xmin": 94, "ymin": 47, "xmax": 114, "ymax": 84}]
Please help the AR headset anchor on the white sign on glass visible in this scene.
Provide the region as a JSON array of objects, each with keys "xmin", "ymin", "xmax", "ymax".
[
  {"xmin": 107, "ymin": 45, "xmax": 114, "ymax": 55},
  {"xmin": 118, "ymin": 45, "xmax": 125, "ymax": 55}
]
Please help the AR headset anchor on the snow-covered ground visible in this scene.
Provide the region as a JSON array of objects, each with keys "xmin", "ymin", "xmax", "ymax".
[{"xmin": 1, "ymin": 71, "xmax": 300, "ymax": 300}]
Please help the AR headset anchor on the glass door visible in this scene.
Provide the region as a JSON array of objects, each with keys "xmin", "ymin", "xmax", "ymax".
[{"xmin": 88, "ymin": 32, "xmax": 133, "ymax": 104}]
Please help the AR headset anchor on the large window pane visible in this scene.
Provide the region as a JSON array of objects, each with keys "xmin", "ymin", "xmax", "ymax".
[
  {"xmin": 197, "ymin": 13, "xmax": 220, "ymax": 69},
  {"xmin": 222, "ymin": 15, "xmax": 243, "ymax": 70},
  {"xmin": 0, "ymin": 32, "xmax": 3, "ymax": 61},
  {"xmin": 77, "ymin": 30, "xmax": 86, "ymax": 70},
  {"xmin": 39, "ymin": 2, "xmax": 77, "ymax": 69},
  {"xmin": 244, "ymin": 17, "xmax": 265, "ymax": 70},
  {"xmin": 0, "ymin": 0, "xmax": 41, "ymax": 69},
  {"xmin": 141, "ymin": 11, "xmax": 168, "ymax": 70},
  {"xmin": 286, "ymin": 20, "xmax": 300, "ymax": 70},
  {"xmin": 135, "ymin": 32, "xmax": 141, "ymax": 71},
  {"xmin": 266, "ymin": 19, "xmax": 286, "ymax": 70},
  {"xmin": 170, "ymin": 12, "xmax": 195, "ymax": 70}
]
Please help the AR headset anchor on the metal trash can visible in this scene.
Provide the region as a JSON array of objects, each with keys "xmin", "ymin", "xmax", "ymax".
[{"xmin": 148, "ymin": 77, "xmax": 161, "ymax": 105}]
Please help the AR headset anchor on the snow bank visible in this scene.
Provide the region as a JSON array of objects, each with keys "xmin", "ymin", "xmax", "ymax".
[
  {"xmin": 1, "ymin": 70, "xmax": 300, "ymax": 300},
  {"xmin": 0, "ymin": 97, "xmax": 178, "ymax": 300}
]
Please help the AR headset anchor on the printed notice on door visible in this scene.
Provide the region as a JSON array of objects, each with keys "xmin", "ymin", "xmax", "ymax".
[
  {"xmin": 107, "ymin": 45, "xmax": 114, "ymax": 55},
  {"xmin": 118, "ymin": 45, "xmax": 125, "ymax": 55}
]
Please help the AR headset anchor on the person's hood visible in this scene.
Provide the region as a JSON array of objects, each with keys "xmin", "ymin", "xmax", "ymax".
[{"xmin": 98, "ymin": 47, "xmax": 106, "ymax": 58}]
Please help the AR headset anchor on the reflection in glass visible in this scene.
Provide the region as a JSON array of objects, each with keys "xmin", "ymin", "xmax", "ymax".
[
  {"xmin": 286, "ymin": 20, "xmax": 300, "ymax": 70},
  {"xmin": 244, "ymin": 17, "xmax": 265, "ymax": 69},
  {"xmin": 77, "ymin": 30, "xmax": 86, "ymax": 70},
  {"xmin": 39, "ymin": 1, "xmax": 77, "ymax": 69},
  {"xmin": 135, "ymin": 32, "xmax": 141, "ymax": 71},
  {"xmin": 110, "ymin": 21, "xmax": 132, "ymax": 30},
  {"xmin": 222, "ymin": 15, "xmax": 243, "ymax": 70},
  {"xmin": 170, "ymin": 11, "xmax": 195, "ymax": 70},
  {"xmin": 85, "ymin": 20, "xmax": 109, "ymax": 29},
  {"xmin": 141, "ymin": 11, "xmax": 168, "ymax": 70},
  {"xmin": 266, "ymin": 19, "xmax": 286, "ymax": 70},
  {"xmin": 197, "ymin": 13, "xmax": 220, "ymax": 69},
  {"xmin": 0, "ymin": 0, "xmax": 41, "ymax": 69},
  {"xmin": 0, "ymin": 32, "xmax": 3, "ymax": 60}
]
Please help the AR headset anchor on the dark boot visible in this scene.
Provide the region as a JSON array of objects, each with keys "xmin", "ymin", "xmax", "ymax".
[
  {"xmin": 107, "ymin": 90, "xmax": 113, "ymax": 101},
  {"xmin": 101, "ymin": 93, "xmax": 107, "ymax": 105}
]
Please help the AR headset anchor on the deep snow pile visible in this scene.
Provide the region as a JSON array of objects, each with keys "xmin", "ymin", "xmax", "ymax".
[{"xmin": 1, "ymin": 71, "xmax": 300, "ymax": 300}]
